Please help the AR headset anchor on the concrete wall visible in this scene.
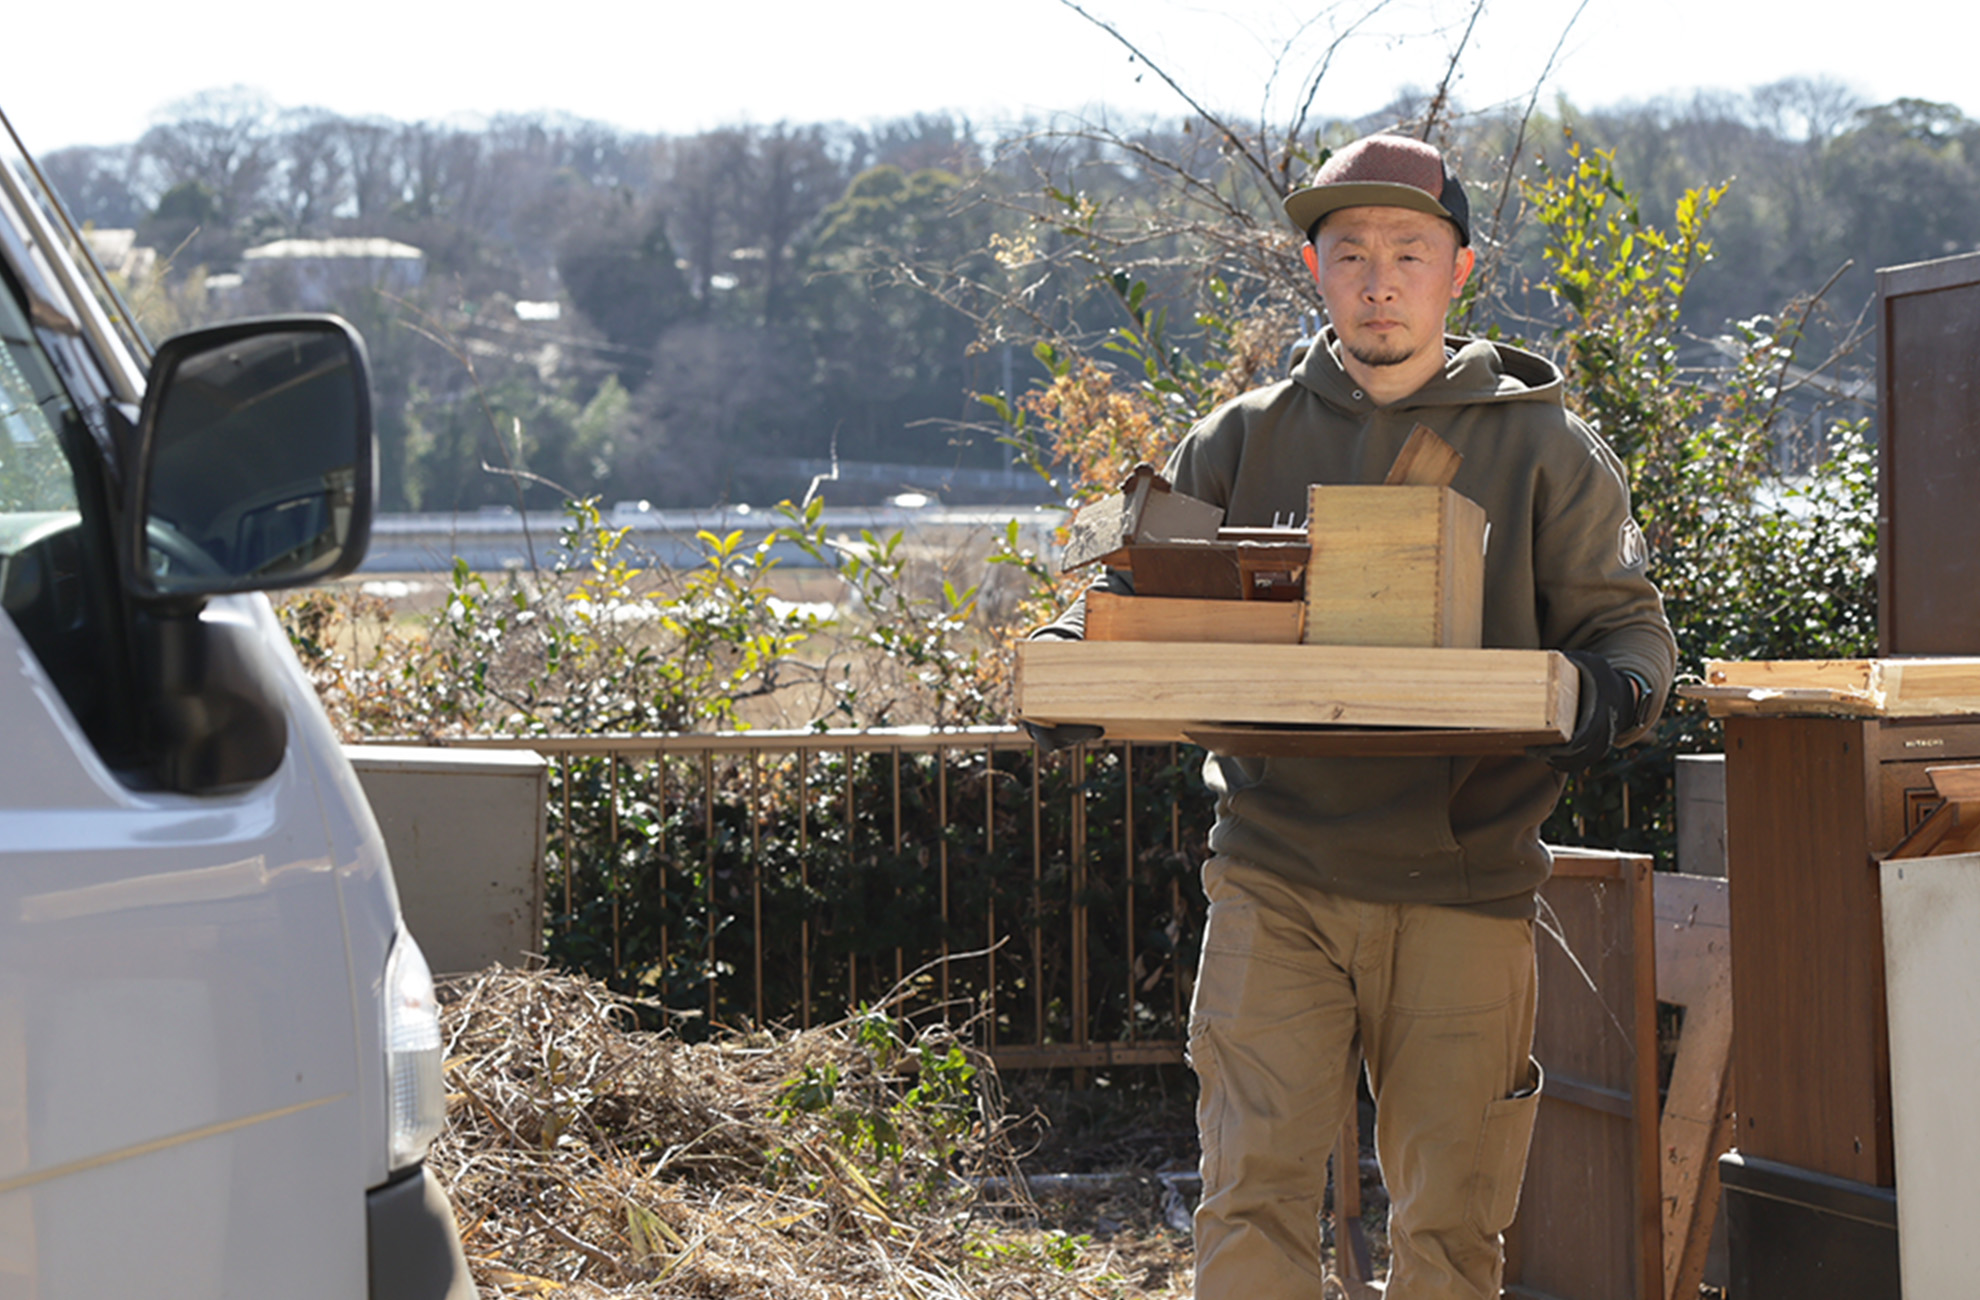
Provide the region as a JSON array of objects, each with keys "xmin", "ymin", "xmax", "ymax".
[
  {"xmin": 345, "ymin": 745, "xmax": 547, "ymax": 975},
  {"xmin": 1678, "ymin": 754, "xmax": 1727, "ymax": 877}
]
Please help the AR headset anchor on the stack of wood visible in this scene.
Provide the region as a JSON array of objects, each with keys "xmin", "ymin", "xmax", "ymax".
[{"xmin": 1015, "ymin": 427, "xmax": 1578, "ymax": 755}]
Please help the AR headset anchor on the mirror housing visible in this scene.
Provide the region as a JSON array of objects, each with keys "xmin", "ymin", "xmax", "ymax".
[{"xmin": 126, "ymin": 315, "xmax": 375, "ymax": 603}]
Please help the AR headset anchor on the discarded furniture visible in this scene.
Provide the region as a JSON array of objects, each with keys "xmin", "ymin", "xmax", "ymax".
[{"xmin": 1684, "ymin": 663, "xmax": 1980, "ymax": 1297}]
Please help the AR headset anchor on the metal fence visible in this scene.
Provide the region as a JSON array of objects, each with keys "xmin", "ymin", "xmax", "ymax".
[{"xmin": 441, "ymin": 727, "xmax": 1215, "ymax": 1071}]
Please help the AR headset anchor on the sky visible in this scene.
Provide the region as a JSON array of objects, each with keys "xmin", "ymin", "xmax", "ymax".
[{"xmin": 5, "ymin": 0, "xmax": 1975, "ymax": 156}]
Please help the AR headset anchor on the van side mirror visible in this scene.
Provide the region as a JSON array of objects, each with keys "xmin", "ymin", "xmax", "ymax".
[{"xmin": 128, "ymin": 315, "xmax": 375, "ymax": 602}]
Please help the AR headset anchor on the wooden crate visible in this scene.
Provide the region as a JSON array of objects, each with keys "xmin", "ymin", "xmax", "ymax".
[
  {"xmin": 1014, "ymin": 639, "xmax": 1576, "ymax": 750},
  {"xmin": 1304, "ymin": 484, "xmax": 1485, "ymax": 648},
  {"xmin": 1083, "ymin": 590, "xmax": 1303, "ymax": 644}
]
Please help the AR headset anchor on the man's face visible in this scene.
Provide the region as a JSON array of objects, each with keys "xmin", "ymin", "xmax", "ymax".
[{"xmin": 1307, "ymin": 205, "xmax": 1475, "ymax": 373}]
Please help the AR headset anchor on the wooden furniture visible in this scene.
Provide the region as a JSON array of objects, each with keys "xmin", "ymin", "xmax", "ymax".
[
  {"xmin": 1704, "ymin": 713, "xmax": 1980, "ymax": 1297},
  {"xmin": 1878, "ymin": 251, "xmax": 1980, "ymax": 656},
  {"xmin": 1503, "ymin": 849, "xmax": 1662, "ymax": 1300},
  {"xmin": 1720, "ymin": 714, "xmax": 1980, "ymax": 1187}
]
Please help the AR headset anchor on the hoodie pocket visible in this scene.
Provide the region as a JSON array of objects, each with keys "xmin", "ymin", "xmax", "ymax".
[{"xmin": 1225, "ymin": 755, "xmax": 1463, "ymax": 861}]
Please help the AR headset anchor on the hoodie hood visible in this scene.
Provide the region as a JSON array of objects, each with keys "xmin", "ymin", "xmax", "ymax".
[{"xmin": 1292, "ymin": 326, "xmax": 1565, "ymax": 415}]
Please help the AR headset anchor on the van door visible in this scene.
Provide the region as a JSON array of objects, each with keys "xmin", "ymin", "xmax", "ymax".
[{"xmin": 0, "ymin": 261, "xmax": 366, "ymax": 1298}]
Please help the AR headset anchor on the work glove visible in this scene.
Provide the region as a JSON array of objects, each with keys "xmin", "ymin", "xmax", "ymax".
[
  {"xmin": 1531, "ymin": 650, "xmax": 1640, "ymax": 773},
  {"xmin": 1022, "ymin": 626, "xmax": 1104, "ymax": 752}
]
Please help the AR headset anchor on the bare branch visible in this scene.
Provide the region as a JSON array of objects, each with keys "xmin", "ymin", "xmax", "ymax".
[
  {"xmin": 1276, "ymin": 1, "xmax": 1397, "ymax": 188},
  {"xmin": 1420, "ymin": 0, "xmax": 1488, "ymax": 142},
  {"xmin": 1054, "ymin": 0, "xmax": 1277, "ymax": 190},
  {"xmin": 1482, "ymin": 0, "xmax": 1592, "ymax": 250}
]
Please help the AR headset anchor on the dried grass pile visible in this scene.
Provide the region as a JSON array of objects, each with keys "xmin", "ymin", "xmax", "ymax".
[{"xmin": 433, "ymin": 968, "xmax": 1185, "ymax": 1297}]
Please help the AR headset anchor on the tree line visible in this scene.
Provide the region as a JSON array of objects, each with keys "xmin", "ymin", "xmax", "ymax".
[{"xmin": 39, "ymin": 77, "xmax": 1980, "ymax": 512}]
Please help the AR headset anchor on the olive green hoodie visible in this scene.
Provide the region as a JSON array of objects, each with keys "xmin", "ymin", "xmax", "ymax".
[{"xmin": 1048, "ymin": 330, "xmax": 1677, "ymax": 917}]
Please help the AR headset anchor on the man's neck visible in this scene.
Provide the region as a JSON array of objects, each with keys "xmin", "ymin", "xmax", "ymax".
[{"xmin": 1338, "ymin": 345, "xmax": 1446, "ymax": 407}]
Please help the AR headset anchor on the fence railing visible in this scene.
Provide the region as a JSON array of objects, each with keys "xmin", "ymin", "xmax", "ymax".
[{"xmin": 438, "ymin": 727, "xmax": 1216, "ymax": 1071}]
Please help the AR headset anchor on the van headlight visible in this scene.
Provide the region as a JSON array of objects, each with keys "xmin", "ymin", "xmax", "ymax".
[{"xmin": 382, "ymin": 930, "xmax": 446, "ymax": 1168}]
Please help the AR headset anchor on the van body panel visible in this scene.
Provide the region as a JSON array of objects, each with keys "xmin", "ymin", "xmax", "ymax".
[
  {"xmin": 0, "ymin": 595, "xmax": 369, "ymax": 1294},
  {"xmin": 0, "ymin": 111, "xmax": 469, "ymax": 1295}
]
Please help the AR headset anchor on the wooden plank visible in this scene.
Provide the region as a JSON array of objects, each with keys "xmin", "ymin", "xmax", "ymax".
[
  {"xmin": 1880, "ymin": 254, "xmax": 1980, "ymax": 654},
  {"xmin": 1688, "ymin": 659, "xmax": 1883, "ymax": 715},
  {"xmin": 1083, "ymin": 591, "xmax": 1303, "ymax": 644},
  {"xmin": 1658, "ymin": 969, "xmax": 1732, "ymax": 1300},
  {"xmin": 1927, "ymin": 763, "xmax": 1980, "ymax": 802},
  {"xmin": 1678, "ymin": 683, "xmax": 1882, "ymax": 715},
  {"xmin": 1014, "ymin": 640, "xmax": 1576, "ymax": 736},
  {"xmin": 1183, "ymin": 725, "xmax": 1566, "ymax": 757},
  {"xmin": 1882, "ymin": 659, "xmax": 1980, "ymax": 715},
  {"xmin": 1654, "ymin": 873, "xmax": 1729, "ymax": 1011},
  {"xmin": 1304, "ymin": 485, "xmax": 1486, "ymax": 648},
  {"xmin": 1671, "ymin": 1089, "xmax": 1736, "ymax": 1300},
  {"xmin": 1384, "ymin": 423, "xmax": 1464, "ymax": 488},
  {"xmin": 1693, "ymin": 658, "xmax": 1980, "ymax": 718},
  {"xmin": 1887, "ymin": 798, "xmax": 1962, "ymax": 860}
]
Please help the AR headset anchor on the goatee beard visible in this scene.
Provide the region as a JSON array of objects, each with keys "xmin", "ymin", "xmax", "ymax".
[{"xmin": 1342, "ymin": 338, "xmax": 1414, "ymax": 368}]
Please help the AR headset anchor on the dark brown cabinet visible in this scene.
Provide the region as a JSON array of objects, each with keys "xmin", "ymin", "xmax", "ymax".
[
  {"xmin": 1725, "ymin": 713, "xmax": 1980, "ymax": 1183},
  {"xmin": 1721, "ymin": 714, "xmax": 1980, "ymax": 1295}
]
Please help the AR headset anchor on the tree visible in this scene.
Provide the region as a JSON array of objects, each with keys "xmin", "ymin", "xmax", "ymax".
[
  {"xmin": 136, "ymin": 87, "xmax": 280, "ymax": 230},
  {"xmin": 801, "ymin": 164, "xmax": 1000, "ymax": 467},
  {"xmin": 557, "ymin": 194, "xmax": 698, "ymax": 385},
  {"xmin": 38, "ymin": 145, "xmax": 147, "ymax": 228}
]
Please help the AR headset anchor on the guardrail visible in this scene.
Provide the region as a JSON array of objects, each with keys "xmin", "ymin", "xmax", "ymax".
[{"xmin": 436, "ymin": 727, "xmax": 1213, "ymax": 1071}]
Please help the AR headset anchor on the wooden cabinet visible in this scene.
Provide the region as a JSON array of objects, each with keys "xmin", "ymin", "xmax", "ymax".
[{"xmin": 1724, "ymin": 713, "xmax": 1980, "ymax": 1186}]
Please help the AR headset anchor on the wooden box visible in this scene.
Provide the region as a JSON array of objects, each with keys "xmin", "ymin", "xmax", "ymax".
[
  {"xmin": 1014, "ymin": 639, "xmax": 1576, "ymax": 753},
  {"xmin": 1083, "ymin": 590, "xmax": 1303, "ymax": 644},
  {"xmin": 1304, "ymin": 484, "xmax": 1485, "ymax": 648}
]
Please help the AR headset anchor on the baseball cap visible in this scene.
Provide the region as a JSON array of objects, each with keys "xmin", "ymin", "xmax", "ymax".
[{"xmin": 1284, "ymin": 135, "xmax": 1471, "ymax": 246}]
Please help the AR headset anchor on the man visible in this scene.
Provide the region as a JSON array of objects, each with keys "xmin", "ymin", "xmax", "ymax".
[{"xmin": 1032, "ymin": 134, "xmax": 1677, "ymax": 1299}]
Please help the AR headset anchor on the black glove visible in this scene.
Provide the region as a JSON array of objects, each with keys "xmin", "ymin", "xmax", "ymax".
[{"xmin": 1531, "ymin": 651, "xmax": 1638, "ymax": 773}]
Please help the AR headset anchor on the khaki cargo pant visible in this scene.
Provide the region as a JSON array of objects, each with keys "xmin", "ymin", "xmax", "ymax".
[{"xmin": 1188, "ymin": 856, "xmax": 1543, "ymax": 1300}]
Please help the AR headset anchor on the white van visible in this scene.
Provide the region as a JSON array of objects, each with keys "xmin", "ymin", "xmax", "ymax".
[{"xmin": 0, "ymin": 116, "xmax": 472, "ymax": 1296}]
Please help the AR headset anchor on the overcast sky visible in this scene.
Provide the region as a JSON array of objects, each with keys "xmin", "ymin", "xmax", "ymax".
[{"xmin": 6, "ymin": 0, "xmax": 1973, "ymax": 155}]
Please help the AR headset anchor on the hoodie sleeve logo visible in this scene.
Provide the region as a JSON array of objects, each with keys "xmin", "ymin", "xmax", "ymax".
[{"xmin": 1618, "ymin": 519, "xmax": 1649, "ymax": 570}]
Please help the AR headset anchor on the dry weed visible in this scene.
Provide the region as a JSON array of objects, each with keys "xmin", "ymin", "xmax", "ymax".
[{"xmin": 433, "ymin": 968, "xmax": 1188, "ymax": 1297}]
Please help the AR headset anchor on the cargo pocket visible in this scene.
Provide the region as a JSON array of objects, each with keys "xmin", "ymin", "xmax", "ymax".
[
  {"xmin": 1468, "ymin": 1059, "xmax": 1544, "ymax": 1236},
  {"xmin": 1186, "ymin": 1018, "xmax": 1228, "ymax": 1194}
]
